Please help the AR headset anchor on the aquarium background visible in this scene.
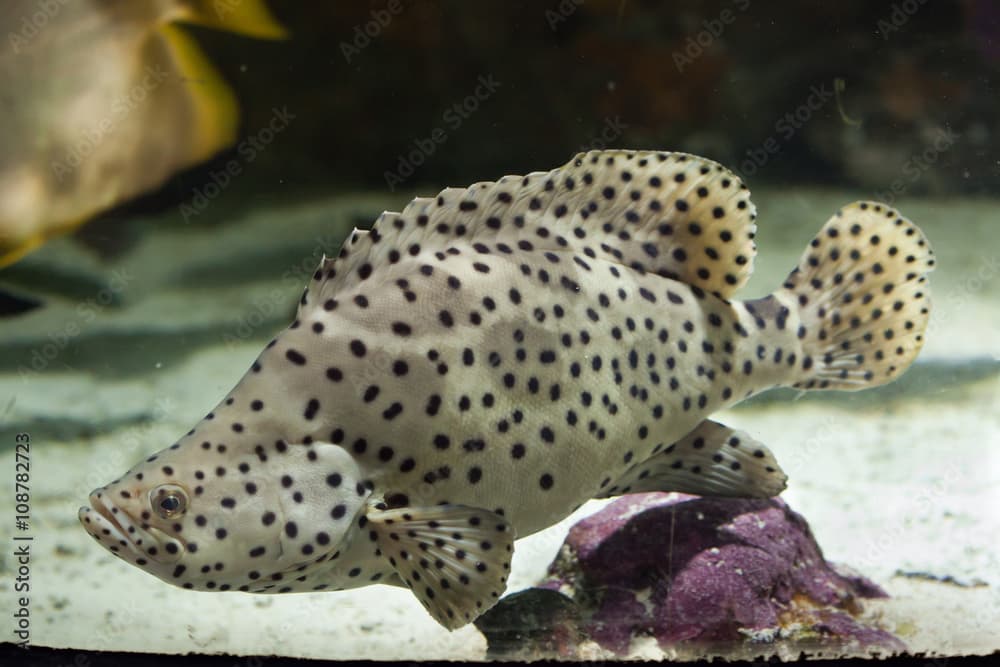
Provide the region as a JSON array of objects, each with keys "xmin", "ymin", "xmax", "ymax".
[
  {"xmin": 1, "ymin": 0, "xmax": 998, "ymax": 661},
  {"xmin": 128, "ymin": 0, "xmax": 997, "ymax": 201}
]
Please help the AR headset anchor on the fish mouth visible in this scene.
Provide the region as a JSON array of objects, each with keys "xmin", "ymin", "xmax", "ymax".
[{"xmin": 79, "ymin": 492, "xmax": 183, "ymax": 565}]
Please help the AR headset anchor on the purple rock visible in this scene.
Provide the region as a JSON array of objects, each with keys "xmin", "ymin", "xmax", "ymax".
[
  {"xmin": 656, "ymin": 543, "xmax": 782, "ymax": 643},
  {"xmin": 587, "ymin": 587, "xmax": 647, "ymax": 654},
  {"xmin": 541, "ymin": 492, "xmax": 901, "ymax": 655},
  {"xmin": 809, "ymin": 609, "xmax": 906, "ymax": 652}
]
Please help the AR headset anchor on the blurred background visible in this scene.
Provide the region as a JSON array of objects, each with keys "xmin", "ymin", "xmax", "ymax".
[
  {"xmin": 2, "ymin": 0, "xmax": 995, "ymax": 258},
  {"xmin": 156, "ymin": 0, "xmax": 996, "ymax": 203},
  {"xmin": 0, "ymin": 0, "xmax": 994, "ymax": 290}
]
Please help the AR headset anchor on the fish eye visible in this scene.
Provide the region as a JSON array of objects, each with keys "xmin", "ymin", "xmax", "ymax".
[{"xmin": 151, "ymin": 485, "xmax": 188, "ymax": 519}]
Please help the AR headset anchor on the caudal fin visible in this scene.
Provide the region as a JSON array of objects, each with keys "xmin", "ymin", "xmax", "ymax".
[{"xmin": 777, "ymin": 201, "xmax": 935, "ymax": 391}]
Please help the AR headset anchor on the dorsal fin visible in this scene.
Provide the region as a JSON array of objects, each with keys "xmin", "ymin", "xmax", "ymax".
[{"xmin": 302, "ymin": 150, "xmax": 758, "ymax": 309}]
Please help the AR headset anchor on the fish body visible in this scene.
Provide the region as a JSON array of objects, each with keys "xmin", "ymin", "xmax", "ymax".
[
  {"xmin": 0, "ymin": 0, "xmax": 286, "ymax": 267},
  {"xmin": 80, "ymin": 150, "xmax": 935, "ymax": 629}
]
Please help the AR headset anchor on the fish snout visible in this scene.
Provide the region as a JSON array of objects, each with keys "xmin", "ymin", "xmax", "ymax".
[
  {"xmin": 79, "ymin": 490, "xmax": 134, "ymax": 557},
  {"xmin": 80, "ymin": 490, "xmax": 184, "ymax": 566}
]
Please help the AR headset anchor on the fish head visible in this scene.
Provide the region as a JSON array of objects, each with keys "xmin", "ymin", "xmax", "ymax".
[{"xmin": 79, "ymin": 421, "xmax": 370, "ymax": 592}]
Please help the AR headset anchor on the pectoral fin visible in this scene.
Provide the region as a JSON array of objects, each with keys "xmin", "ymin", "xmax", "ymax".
[
  {"xmin": 597, "ymin": 419, "xmax": 787, "ymax": 499},
  {"xmin": 366, "ymin": 504, "xmax": 515, "ymax": 630}
]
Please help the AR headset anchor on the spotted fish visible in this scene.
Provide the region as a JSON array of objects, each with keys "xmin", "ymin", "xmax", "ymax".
[{"xmin": 79, "ymin": 150, "xmax": 935, "ymax": 629}]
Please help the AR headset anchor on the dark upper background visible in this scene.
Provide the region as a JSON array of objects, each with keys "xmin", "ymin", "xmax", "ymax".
[
  {"xmin": 97, "ymin": 0, "xmax": 1000, "ymax": 224},
  {"xmin": 1, "ymin": 0, "xmax": 997, "ymax": 427}
]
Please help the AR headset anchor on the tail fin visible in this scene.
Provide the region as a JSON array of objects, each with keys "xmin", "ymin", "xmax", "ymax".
[{"xmin": 777, "ymin": 201, "xmax": 935, "ymax": 391}]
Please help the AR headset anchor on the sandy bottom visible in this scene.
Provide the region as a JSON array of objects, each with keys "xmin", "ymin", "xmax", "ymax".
[{"xmin": 1, "ymin": 188, "xmax": 997, "ymax": 660}]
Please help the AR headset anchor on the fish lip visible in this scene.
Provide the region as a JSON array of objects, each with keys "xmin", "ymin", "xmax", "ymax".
[
  {"xmin": 90, "ymin": 494, "xmax": 128, "ymax": 534},
  {"xmin": 79, "ymin": 493, "xmax": 143, "ymax": 559},
  {"xmin": 83, "ymin": 493, "xmax": 182, "ymax": 563}
]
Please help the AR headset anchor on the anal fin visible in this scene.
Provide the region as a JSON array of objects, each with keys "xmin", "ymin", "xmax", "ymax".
[
  {"xmin": 367, "ymin": 504, "xmax": 515, "ymax": 630},
  {"xmin": 598, "ymin": 420, "xmax": 787, "ymax": 499}
]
